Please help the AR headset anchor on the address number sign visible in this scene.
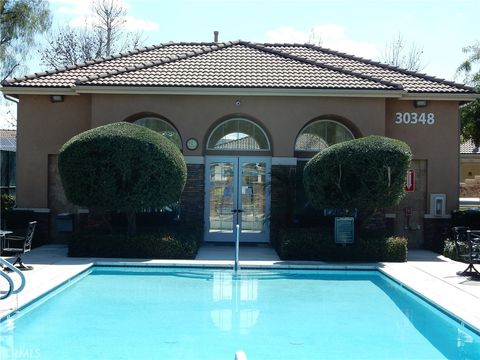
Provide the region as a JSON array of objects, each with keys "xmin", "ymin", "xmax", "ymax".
[{"xmin": 395, "ymin": 112, "xmax": 435, "ymax": 125}]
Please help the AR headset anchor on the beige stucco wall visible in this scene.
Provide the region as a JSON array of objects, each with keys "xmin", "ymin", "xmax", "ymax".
[
  {"xmin": 16, "ymin": 94, "xmax": 91, "ymax": 208},
  {"xmin": 90, "ymin": 94, "xmax": 385, "ymax": 156},
  {"xmin": 385, "ymin": 99, "xmax": 460, "ymax": 213},
  {"xmin": 15, "ymin": 92, "xmax": 461, "ymax": 221}
]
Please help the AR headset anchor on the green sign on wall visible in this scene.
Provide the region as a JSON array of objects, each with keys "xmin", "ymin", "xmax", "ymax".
[{"xmin": 335, "ymin": 217, "xmax": 354, "ymax": 244}]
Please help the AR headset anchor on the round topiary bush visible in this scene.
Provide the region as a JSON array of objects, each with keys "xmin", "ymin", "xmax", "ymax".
[
  {"xmin": 303, "ymin": 135, "xmax": 412, "ymax": 210},
  {"xmin": 58, "ymin": 122, "xmax": 187, "ymax": 236}
]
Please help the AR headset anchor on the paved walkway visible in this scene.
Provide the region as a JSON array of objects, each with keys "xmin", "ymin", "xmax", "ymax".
[
  {"xmin": 1, "ymin": 245, "xmax": 480, "ymax": 333},
  {"xmin": 195, "ymin": 243, "xmax": 280, "ymax": 261}
]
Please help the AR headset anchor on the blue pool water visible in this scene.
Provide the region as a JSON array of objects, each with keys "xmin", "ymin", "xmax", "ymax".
[{"xmin": 1, "ymin": 267, "xmax": 480, "ymax": 359}]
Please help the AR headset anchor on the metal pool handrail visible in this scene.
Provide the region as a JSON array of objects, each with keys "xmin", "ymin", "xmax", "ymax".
[
  {"xmin": 234, "ymin": 224, "xmax": 240, "ymax": 273},
  {"xmin": 0, "ymin": 257, "xmax": 26, "ymax": 298},
  {"xmin": 234, "ymin": 350, "xmax": 247, "ymax": 360},
  {"xmin": 0, "ymin": 270, "xmax": 14, "ymax": 300}
]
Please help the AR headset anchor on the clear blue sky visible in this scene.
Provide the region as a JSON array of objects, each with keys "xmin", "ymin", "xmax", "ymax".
[{"xmin": 1, "ymin": 0, "xmax": 479, "ymax": 128}]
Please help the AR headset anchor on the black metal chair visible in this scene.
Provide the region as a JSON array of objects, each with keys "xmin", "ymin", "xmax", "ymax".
[
  {"xmin": 2, "ymin": 221, "xmax": 37, "ymax": 271},
  {"xmin": 452, "ymin": 226, "xmax": 480, "ymax": 278}
]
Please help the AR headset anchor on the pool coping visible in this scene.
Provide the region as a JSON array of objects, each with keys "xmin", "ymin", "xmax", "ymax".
[{"xmin": 2, "ymin": 257, "xmax": 480, "ymax": 336}]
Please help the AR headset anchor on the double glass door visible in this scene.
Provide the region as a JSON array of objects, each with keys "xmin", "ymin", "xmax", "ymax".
[{"xmin": 205, "ymin": 157, "xmax": 271, "ymax": 242}]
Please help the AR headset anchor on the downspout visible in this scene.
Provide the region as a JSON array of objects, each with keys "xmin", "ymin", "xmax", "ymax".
[{"xmin": 3, "ymin": 93, "xmax": 19, "ymax": 104}]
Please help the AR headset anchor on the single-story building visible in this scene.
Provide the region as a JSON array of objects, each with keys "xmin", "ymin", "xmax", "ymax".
[{"xmin": 1, "ymin": 40, "xmax": 478, "ymax": 247}]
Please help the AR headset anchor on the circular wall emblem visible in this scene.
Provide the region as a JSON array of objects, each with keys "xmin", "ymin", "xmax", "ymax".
[{"xmin": 186, "ymin": 138, "xmax": 198, "ymax": 150}]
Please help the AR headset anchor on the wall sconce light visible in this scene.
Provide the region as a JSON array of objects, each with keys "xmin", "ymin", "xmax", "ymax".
[
  {"xmin": 50, "ymin": 95, "xmax": 64, "ymax": 103},
  {"xmin": 414, "ymin": 100, "xmax": 427, "ymax": 108}
]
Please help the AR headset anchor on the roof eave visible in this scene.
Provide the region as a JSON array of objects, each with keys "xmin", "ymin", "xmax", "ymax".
[
  {"xmin": 72, "ymin": 85, "xmax": 405, "ymax": 98},
  {"xmin": 400, "ymin": 92, "xmax": 480, "ymax": 102},
  {"xmin": 0, "ymin": 86, "xmax": 77, "ymax": 96}
]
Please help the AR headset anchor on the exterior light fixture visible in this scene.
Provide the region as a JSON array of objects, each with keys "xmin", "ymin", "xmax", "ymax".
[
  {"xmin": 50, "ymin": 95, "xmax": 64, "ymax": 103},
  {"xmin": 414, "ymin": 100, "xmax": 427, "ymax": 108}
]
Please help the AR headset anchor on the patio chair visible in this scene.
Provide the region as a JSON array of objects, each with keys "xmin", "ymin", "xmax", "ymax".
[
  {"xmin": 1, "ymin": 221, "xmax": 37, "ymax": 271},
  {"xmin": 452, "ymin": 226, "xmax": 480, "ymax": 278}
]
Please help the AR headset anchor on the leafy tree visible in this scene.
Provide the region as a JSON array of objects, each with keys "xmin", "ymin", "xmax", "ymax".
[
  {"xmin": 457, "ymin": 42, "xmax": 480, "ymax": 146},
  {"xmin": 41, "ymin": 0, "xmax": 143, "ymax": 67},
  {"xmin": 58, "ymin": 122, "xmax": 187, "ymax": 237},
  {"xmin": 0, "ymin": 0, "xmax": 51, "ymax": 80},
  {"xmin": 381, "ymin": 33, "xmax": 425, "ymax": 72},
  {"xmin": 303, "ymin": 136, "xmax": 411, "ymax": 222}
]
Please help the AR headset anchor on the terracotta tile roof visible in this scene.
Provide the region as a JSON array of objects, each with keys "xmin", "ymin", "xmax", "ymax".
[
  {"xmin": 263, "ymin": 44, "xmax": 474, "ymax": 93},
  {"xmin": 1, "ymin": 41, "xmax": 475, "ymax": 94},
  {"xmin": 461, "ymin": 139, "xmax": 480, "ymax": 154}
]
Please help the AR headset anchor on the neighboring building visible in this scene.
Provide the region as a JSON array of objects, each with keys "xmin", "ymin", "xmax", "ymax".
[
  {"xmin": 460, "ymin": 139, "xmax": 480, "ymax": 182},
  {"xmin": 0, "ymin": 130, "xmax": 16, "ymax": 196},
  {"xmin": 0, "ymin": 40, "xmax": 478, "ymax": 247},
  {"xmin": 460, "ymin": 139, "xmax": 480, "ymax": 198}
]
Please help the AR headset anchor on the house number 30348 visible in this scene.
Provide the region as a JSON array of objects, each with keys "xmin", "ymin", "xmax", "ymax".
[{"xmin": 395, "ymin": 112, "xmax": 435, "ymax": 125}]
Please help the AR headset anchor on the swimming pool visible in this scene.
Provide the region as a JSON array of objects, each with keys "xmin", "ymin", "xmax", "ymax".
[{"xmin": 1, "ymin": 267, "xmax": 479, "ymax": 359}]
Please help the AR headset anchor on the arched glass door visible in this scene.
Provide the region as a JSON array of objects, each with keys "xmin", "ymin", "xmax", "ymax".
[{"xmin": 204, "ymin": 156, "xmax": 271, "ymax": 242}]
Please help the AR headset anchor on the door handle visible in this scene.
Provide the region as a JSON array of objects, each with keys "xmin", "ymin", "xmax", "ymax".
[{"xmin": 231, "ymin": 209, "xmax": 244, "ymax": 213}]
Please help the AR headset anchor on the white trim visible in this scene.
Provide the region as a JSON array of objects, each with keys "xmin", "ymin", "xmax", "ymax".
[
  {"xmin": 72, "ymin": 86, "xmax": 406, "ymax": 98},
  {"xmin": 272, "ymin": 157, "xmax": 297, "ymax": 166},
  {"xmin": 1, "ymin": 87, "xmax": 77, "ymax": 95},
  {"xmin": 460, "ymin": 156, "xmax": 480, "ymax": 162},
  {"xmin": 400, "ymin": 93, "xmax": 479, "ymax": 101},
  {"xmin": 14, "ymin": 208, "xmax": 51, "ymax": 213},
  {"xmin": 184, "ymin": 156, "xmax": 204, "ymax": 164},
  {"xmin": 4, "ymin": 85, "xmax": 475, "ymax": 101},
  {"xmin": 423, "ymin": 214, "xmax": 452, "ymax": 219}
]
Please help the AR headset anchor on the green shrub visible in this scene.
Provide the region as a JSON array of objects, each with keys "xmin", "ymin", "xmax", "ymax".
[
  {"xmin": 443, "ymin": 240, "xmax": 457, "ymax": 261},
  {"xmin": 303, "ymin": 136, "xmax": 412, "ymax": 210},
  {"xmin": 451, "ymin": 209, "xmax": 480, "ymax": 229},
  {"xmin": 442, "ymin": 239, "xmax": 469, "ymax": 261},
  {"xmin": 384, "ymin": 236, "xmax": 408, "ymax": 262},
  {"xmin": 279, "ymin": 227, "xmax": 407, "ymax": 262},
  {"xmin": 279, "ymin": 227, "xmax": 334, "ymax": 260},
  {"xmin": 69, "ymin": 225, "xmax": 199, "ymax": 259},
  {"xmin": 59, "ymin": 122, "xmax": 187, "ymax": 236},
  {"xmin": 1, "ymin": 194, "xmax": 15, "ymax": 211}
]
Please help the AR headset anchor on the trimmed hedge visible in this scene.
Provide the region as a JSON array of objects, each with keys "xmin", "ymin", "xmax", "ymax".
[
  {"xmin": 303, "ymin": 135, "xmax": 412, "ymax": 210},
  {"xmin": 279, "ymin": 227, "xmax": 407, "ymax": 262},
  {"xmin": 69, "ymin": 226, "xmax": 199, "ymax": 259},
  {"xmin": 59, "ymin": 122, "xmax": 187, "ymax": 213},
  {"xmin": 451, "ymin": 209, "xmax": 480, "ymax": 229}
]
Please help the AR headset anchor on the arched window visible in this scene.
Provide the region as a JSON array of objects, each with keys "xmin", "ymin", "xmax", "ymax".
[
  {"xmin": 207, "ymin": 118, "xmax": 270, "ymax": 151},
  {"xmin": 295, "ymin": 119, "xmax": 354, "ymax": 152},
  {"xmin": 134, "ymin": 117, "xmax": 182, "ymax": 148}
]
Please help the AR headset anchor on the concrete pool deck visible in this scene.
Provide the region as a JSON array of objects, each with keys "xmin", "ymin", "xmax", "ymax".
[{"xmin": 1, "ymin": 244, "xmax": 480, "ymax": 334}]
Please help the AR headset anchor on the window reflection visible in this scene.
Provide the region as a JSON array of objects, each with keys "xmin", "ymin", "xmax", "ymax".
[
  {"xmin": 207, "ymin": 119, "xmax": 270, "ymax": 151},
  {"xmin": 295, "ymin": 119, "xmax": 354, "ymax": 151},
  {"xmin": 211, "ymin": 272, "xmax": 259, "ymax": 333}
]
